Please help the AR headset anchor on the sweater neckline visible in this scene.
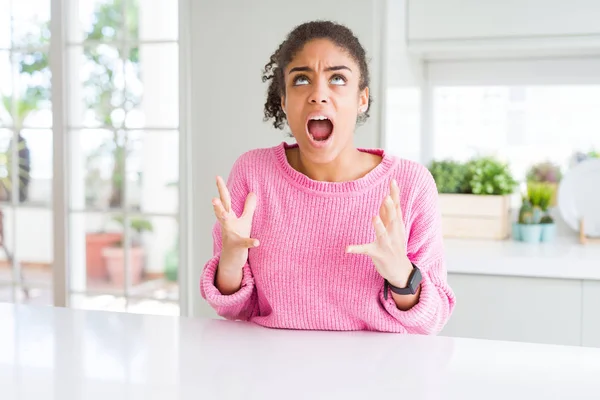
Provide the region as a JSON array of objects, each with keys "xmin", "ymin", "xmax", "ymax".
[{"xmin": 272, "ymin": 141, "xmax": 397, "ymax": 195}]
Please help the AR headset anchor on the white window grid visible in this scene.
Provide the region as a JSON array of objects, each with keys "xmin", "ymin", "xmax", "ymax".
[{"xmin": 45, "ymin": 0, "xmax": 192, "ymax": 315}]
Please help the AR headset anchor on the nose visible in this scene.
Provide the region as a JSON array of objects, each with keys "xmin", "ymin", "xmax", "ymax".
[{"xmin": 308, "ymin": 79, "xmax": 329, "ymax": 104}]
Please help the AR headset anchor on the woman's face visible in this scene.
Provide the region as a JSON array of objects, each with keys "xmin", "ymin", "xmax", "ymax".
[{"xmin": 282, "ymin": 38, "xmax": 369, "ymax": 164}]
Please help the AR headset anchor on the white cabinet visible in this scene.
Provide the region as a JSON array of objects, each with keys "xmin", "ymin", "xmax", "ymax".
[
  {"xmin": 441, "ymin": 274, "xmax": 583, "ymax": 346},
  {"xmin": 408, "ymin": 0, "xmax": 600, "ymax": 41},
  {"xmin": 583, "ymin": 282, "xmax": 600, "ymax": 348}
]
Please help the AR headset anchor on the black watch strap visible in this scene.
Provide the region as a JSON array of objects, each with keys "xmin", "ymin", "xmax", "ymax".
[{"xmin": 384, "ymin": 264, "xmax": 422, "ymax": 299}]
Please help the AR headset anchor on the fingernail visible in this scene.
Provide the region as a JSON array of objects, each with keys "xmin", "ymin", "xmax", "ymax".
[
  {"xmin": 392, "ymin": 179, "xmax": 398, "ymax": 187},
  {"xmin": 253, "ymin": 240, "xmax": 259, "ymax": 247}
]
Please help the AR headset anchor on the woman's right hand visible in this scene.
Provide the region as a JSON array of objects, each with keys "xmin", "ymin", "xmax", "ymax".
[{"xmin": 212, "ymin": 176, "xmax": 259, "ymax": 277}]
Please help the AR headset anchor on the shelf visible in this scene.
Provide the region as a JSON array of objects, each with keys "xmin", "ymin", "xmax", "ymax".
[{"xmin": 445, "ymin": 236, "xmax": 600, "ymax": 281}]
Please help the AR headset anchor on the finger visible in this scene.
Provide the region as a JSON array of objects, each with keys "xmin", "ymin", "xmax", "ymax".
[
  {"xmin": 346, "ymin": 242, "xmax": 376, "ymax": 255},
  {"xmin": 384, "ymin": 195, "xmax": 397, "ymax": 224},
  {"xmin": 391, "ymin": 179, "xmax": 400, "ymax": 209},
  {"xmin": 373, "ymin": 215, "xmax": 388, "ymax": 242},
  {"xmin": 391, "ymin": 179, "xmax": 404, "ymax": 224},
  {"xmin": 212, "ymin": 197, "xmax": 229, "ymax": 221},
  {"xmin": 241, "ymin": 192, "xmax": 257, "ymax": 219},
  {"xmin": 227, "ymin": 231, "xmax": 260, "ymax": 249},
  {"xmin": 235, "ymin": 234, "xmax": 260, "ymax": 248},
  {"xmin": 379, "ymin": 196, "xmax": 391, "ymax": 227},
  {"xmin": 216, "ymin": 176, "xmax": 232, "ymax": 212}
]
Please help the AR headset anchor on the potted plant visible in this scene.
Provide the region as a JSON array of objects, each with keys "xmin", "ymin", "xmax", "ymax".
[
  {"xmin": 516, "ymin": 196, "xmax": 542, "ymax": 243},
  {"xmin": 526, "ymin": 161, "xmax": 562, "ymax": 206},
  {"xmin": 429, "ymin": 156, "xmax": 518, "ymax": 240},
  {"xmin": 102, "ymin": 216, "xmax": 153, "ymax": 286},
  {"xmin": 537, "ymin": 183, "xmax": 556, "ymax": 242},
  {"xmin": 514, "ymin": 182, "xmax": 556, "ymax": 243}
]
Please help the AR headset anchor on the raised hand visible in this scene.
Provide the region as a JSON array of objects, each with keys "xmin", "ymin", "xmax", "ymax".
[
  {"xmin": 212, "ymin": 176, "xmax": 259, "ymax": 275},
  {"xmin": 346, "ymin": 179, "xmax": 413, "ymax": 288}
]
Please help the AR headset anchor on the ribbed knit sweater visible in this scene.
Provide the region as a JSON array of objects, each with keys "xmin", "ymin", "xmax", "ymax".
[{"xmin": 200, "ymin": 142, "xmax": 456, "ymax": 333}]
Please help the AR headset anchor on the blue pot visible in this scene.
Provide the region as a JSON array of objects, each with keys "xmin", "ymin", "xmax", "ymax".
[
  {"xmin": 512, "ymin": 222, "xmax": 521, "ymax": 241},
  {"xmin": 541, "ymin": 223, "xmax": 557, "ymax": 242},
  {"xmin": 519, "ymin": 224, "xmax": 542, "ymax": 243}
]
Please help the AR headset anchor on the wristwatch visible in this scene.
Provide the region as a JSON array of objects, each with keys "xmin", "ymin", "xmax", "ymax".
[{"xmin": 384, "ymin": 264, "xmax": 422, "ymax": 299}]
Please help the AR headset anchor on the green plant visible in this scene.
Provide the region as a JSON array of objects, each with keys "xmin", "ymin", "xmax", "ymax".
[
  {"xmin": 526, "ymin": 161, "xmax": 562, "ymax": 184},
  {"xmin": 528, "ymin": 182, "xmax": 555, "ymax": 224},
  {"xmin": 111, "ymin": 215, "xmax": 153, "ymax": 247},
  {"xmin": 465, "ymin": 156, "xmax": 518, "ymax": 195},
  {"xmin": 0, "ymin": 22, "xmax": 50, "ymax": 202},
  {"xmin": 518, "ymin": 197, "xmax": 534, "ymax": 224},
  {"xmin": 83, "ymin": 0, "xmax": 141, "ymax": 208},
  {"xmin": 427, "ymin": 160, "xmax": 469, "ymax": 194}
]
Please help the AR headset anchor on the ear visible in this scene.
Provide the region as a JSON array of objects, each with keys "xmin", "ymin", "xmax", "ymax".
[
  {"xmin": 281, "ymin": 96, "xmax": 287, "ymax": 114},
  {"xmin": 358, "ymin": 87, "xmax": 369, "ymax": 113}
]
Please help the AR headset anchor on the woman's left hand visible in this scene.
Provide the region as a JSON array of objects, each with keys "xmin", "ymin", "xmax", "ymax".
[{"xmin": 346, "ymin": 179, "xmax": 414, "ymax": 288}]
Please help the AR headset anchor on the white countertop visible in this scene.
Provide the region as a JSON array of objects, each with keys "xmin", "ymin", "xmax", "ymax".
[
  {"xmin": 2, "ymin": 304, "xmax": 600, "ymax": 399},
  {"xmin": 445, "ymin": 237, "xmax": 600, "ymax": 280}
]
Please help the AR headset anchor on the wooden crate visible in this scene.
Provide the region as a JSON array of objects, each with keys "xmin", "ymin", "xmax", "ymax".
[{"xmin": 438, "ymin": 194, "xmax": 511, "ymax": 240}]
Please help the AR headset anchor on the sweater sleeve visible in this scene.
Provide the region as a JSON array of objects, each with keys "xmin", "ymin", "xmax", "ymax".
[
  {"xmin": 379, "ymin": 165, "xmax": 456, "ymax": 334},
  {"xmin": 199, "ymin": 154, "xmax": 259, "ymax": 321}
]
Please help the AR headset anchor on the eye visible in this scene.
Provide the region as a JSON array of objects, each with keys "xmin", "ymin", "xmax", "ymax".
[
  {"xmin": 330, "ymin": 74, "xmax": 347, "ymax": 85},
  {"xmin": 293, "ymin": 75, "xmax": 309, "ymax": 86}
]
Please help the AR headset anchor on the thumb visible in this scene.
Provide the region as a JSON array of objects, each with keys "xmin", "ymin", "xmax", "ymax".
[{"xmin": 241, "ymin": 192, "xmax": 257, "ymax": 219}]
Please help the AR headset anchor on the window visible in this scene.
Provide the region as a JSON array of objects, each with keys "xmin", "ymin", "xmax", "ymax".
[
  {"xmin": 432, "ymin": 85, "xmax": 600, "ymax": 181},
  {"xmin": 0, "ymin": 0, "xmax": 53, "ymax": 305},
  {"xmin": 0, "ymin": 0, "xmax": 186, "ymax": 316},
  {"xmin": 64, "ymin": 0, "xmax": 181, "ymax": 315}
]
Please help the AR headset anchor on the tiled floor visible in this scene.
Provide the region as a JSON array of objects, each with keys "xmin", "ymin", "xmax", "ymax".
[{"xmin": 0, "ymin": 267, "xmax": 180, "ymax": 316}]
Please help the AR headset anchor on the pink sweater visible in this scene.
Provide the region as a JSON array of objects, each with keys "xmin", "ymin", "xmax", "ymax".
[{"xmin": 200, "ymin": 142, "xmax": 456, "ymax": 333}]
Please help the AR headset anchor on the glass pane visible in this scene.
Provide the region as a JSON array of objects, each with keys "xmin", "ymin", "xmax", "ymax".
[
  {"xmin": 14, "ymin": 51, "xmax": 52, "ymax": 129},
  {"xmin": 128, "ymin": 215, "xmax": 178, "ymax": 302},
  {"xmin": 0, "ymin": 129, "xmax": 15, "ymax": 203},
  {"xmin": 70, "ymin": 129, "xmax": 125, "ymax": 210},
  {"xmin": 433, "ymin": 85, "xmax": 600, "ymax": 182},
  {"xmin": 0, "ymin": 206, "xmax": 15, "ymax": 285},
  {"xmin": 125, "ymin": 43, "xmax": 178, "ymax": 129},
  {"xmin": 67, "ymin": 45, "xmax": 126, "ymax": 128},
  {"xmin": 11, "ymin": 0, "xmax": 50, "ymax": 49},
  {"xmin": 0, "ymin": 51, "xmax": 13, "ymax": 127},
  {"xmin": 126, "ymin": 130, "xmax": 178, "ymax": 213},
  {"xmin": 0, "ymin": 0, "xmax": 10, "ymax": 49},
  {"xmin": 20, "ymin": 129, "xmax": 51, "ymax": 204},
  {"xmin": 16, "ymin": 208, "xmax": 52, "ymax": 305},
  {"xmin": 69, "ymin": 211, "xmax": 125, "ymax": 294},
  {"xmin": 136, "ymin": 0, "xmax": 178, "ymax": 41},
  {"xmin": 69, "ymin": 0, "xmax": 128, "ymax": 44}
]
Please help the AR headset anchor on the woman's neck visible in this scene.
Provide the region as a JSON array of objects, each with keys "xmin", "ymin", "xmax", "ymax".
[{"xmin": 287, "ymin": 144, "xmax": 382, "ymax": 183}]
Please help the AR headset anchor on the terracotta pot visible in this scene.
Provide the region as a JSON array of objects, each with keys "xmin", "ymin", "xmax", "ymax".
[
  {"xmin": 102, "ymin": 246, "xmax": 145, "ymax": 286},
  {"xmin": 85, "ymin": 232, "xmax": 123, "ymax": 280}
]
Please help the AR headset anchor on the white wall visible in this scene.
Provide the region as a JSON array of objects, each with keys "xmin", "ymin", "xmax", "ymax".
[
  {"xmin": 408, "ymin": 0, "xmax": 600, "ymax": 40},
  {"xmin": 383, "ymin": 0, "xmax": 424, "ymax": 163},
  {"xmin": 189, "ymin": 0, "xmax": 386, "ymax": 317}
]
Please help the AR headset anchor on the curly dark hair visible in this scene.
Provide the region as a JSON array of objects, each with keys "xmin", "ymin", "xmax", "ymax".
[{"xmin": 262, "ymin": 20, "xmax": 372, "ymax": 130}]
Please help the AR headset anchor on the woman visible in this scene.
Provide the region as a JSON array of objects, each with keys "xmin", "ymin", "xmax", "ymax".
[{"xmin": 200, "ymin": 20, "xmax": 456, "ymax": 333}]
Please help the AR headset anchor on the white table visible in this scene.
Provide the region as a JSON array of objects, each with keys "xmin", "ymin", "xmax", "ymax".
[{"xmin": 1, "ymin": 303, "xmax": 600, "ymax": 399}]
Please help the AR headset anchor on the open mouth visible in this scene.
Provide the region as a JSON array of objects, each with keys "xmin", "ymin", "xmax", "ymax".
[{"xmin": 307, "ymin": 115, "xmax": 334, "ymax": 142}]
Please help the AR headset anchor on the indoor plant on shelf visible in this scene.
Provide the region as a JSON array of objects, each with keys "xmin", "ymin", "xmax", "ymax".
[
  {"xmin": 514, "ymin": 182, "xmax": 556, "ymax": 243},
  {"xmin": 526, "ymin": 161, "xmax": 562, "ymax": 206},
  {"xmin": 429, "ymin": 156, "xmax": 518, "ymax": 240},
  {"xmin": 102, "ymin": 216, "xmax": 153, "ymax": 286}
]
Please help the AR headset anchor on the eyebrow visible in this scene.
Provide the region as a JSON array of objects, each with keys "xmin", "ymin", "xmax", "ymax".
[{"xmin": 288, "ymin": 65, "xmax": 352, "ymax": 74}]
